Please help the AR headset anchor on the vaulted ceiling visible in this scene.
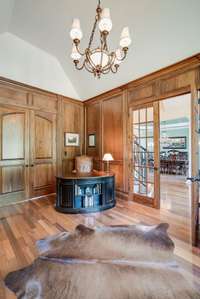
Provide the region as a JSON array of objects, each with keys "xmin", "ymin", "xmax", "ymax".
[{"xmin": 1, "ymin": 0, "xmax": 200, "ymax": 100}]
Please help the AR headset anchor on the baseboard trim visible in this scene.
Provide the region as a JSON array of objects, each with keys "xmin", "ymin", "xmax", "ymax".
[
  {"xmin": 116, "ymin": 190, "xmax": 129, "ymax": 201},
  {"xmin": 0, "ymin": 193, "xmax": 56, "ymax": 209}
]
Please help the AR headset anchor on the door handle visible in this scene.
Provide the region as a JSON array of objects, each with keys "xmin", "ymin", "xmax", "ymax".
[
  {"xmin": 25, "ymin": 164, "xmax": 29, "ymax": 167},
  {"xmin": 31, "ymin": 164, "xmax": 34, "ymax": 167},
  {"xmin": 187, "ymin": 176, "xmax": 200, "ymax": 182}
]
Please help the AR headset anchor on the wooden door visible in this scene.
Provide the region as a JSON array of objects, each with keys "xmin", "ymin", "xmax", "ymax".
[
  {"xmin": 30, "ymin": 111, "xmax": 56, "ymax": 197},
  {"xmin": 129, "ymin": 102, "xmax": 160, "ymax": 208},
  {"xmin": 0, "ymin": 106, "xmax": 29, "ymax": 206}
]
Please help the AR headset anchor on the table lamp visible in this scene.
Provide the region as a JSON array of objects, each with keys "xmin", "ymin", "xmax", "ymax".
[{"xmin": 103, "ymin": 153, "xmax": 114, "ymax": 172}]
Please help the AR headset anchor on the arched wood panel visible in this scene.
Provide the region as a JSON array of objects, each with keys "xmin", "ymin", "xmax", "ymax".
[
  {"xmin": 30, "ymin": 111, "xmax": 56, "ymax": 197},
  {"xmin": 35, "ymin": 115, "xmax": 53, "ymax": 159},
  {"xmin": 0, "ymin": 108, "xmax": 28, "ymax": 206}
]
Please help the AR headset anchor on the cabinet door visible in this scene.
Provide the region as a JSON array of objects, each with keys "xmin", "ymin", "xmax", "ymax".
[
  {"xmin": 30, "ymin": 111, "xmax": 56, "ymax": 197},
  {"xmin": 0, "ymin": 106, "xmax": 29, "ymax": 206}
]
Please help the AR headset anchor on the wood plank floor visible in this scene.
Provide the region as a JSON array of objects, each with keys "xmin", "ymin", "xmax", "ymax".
[
  {"xmin": 161, "ymin": 174, "xmax": 190, "ymax": 218},
  {"xmin": 0, "ymin": 195, "xmax": 200, "ymax": 299}
]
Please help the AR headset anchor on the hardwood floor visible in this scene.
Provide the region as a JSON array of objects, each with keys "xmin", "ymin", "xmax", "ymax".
[
  {"xmin": 0, "ymin": 195, "xmax": 200, "ymax": 298},
  {"xmin": 161, "ymin": 174, "xmax": 190, "ymax": 218}
]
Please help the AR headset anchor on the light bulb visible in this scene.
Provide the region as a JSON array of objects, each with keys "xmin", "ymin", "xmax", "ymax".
[
  {"xmin": 120, "ymin": 27, "xmax": 131, "ymax": 48},
  {"xmin": 70, "ymin": 18, "xmax": 83, "ymax": 40},
  {"xmin": 71, "ymin": 45, "xmax": 81, "ymax": 60},
  {"xmin": 99, "ymin": 8, "xmax": 112, "ymax": 32}
]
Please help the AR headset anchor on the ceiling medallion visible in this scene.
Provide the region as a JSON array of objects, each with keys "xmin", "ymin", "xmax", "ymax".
[{"xmin": 69, "ymin": 0, "xmax": 131, "ymax": 78}]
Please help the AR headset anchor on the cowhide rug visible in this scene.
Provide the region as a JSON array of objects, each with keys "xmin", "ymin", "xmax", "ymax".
[{"xmin": 4, "ymin": 223, "xmax": 200, "ymax": 299}]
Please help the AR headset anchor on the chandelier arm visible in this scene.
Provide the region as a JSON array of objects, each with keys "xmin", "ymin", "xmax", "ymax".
[
  {"xmin": 102, "ymin": 68, "xmax": 111, "ymax": 74},
  {"xmin": 101, "ymin": 52, "xmax": 115, "ymax": 72},
  {"xmin": 74, "ymin": 60, "xmax": 86, "ymax": 71},
  {"xmin": 86, "ymin": 51, "xmax": 98, "ymax": 70},
  {"xmin": 115, "ymin": 49, "xmax": 128, "ymax": 62},
  {"xmin": 84, "ymin": 61, "xmax": 95, "ymax": 74},
  {"xmin": 111, "ymin": 65, "xmax": 119, "ymax": 74},
  {"xmin": 75, "ymin": 43, "xmax": 85, "ymax": 56}
]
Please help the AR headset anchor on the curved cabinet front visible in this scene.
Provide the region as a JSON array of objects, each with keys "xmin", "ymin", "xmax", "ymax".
[{"xmin": 55, "ymin": 173, "xmax": 115, "ymax": 214}]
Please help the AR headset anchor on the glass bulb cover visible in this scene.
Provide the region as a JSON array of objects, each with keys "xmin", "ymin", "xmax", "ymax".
[
  {"xmin": 120, "ymin": 26, "xmax": 131, "ymax": 47},
  {"xmin": 71, "ymin": 18, "xmax": 81, "ymax": 29},
  {"xmin": 101, "ymin": 8, "xmax": 111, "ymax": 19},
  {"xmin": 70, "ymin": 28, "xmax": 83, "ymax": 40},
  {"xmin": 70, "ymin": 18, "xmax": 83, "ymax": 40},
  {"xmin": 99, "ymin": 18, "xmax": 112, "ymax": 32},
  {"xmin": 71, "ymin": 45, "xmax": 81, "ymax": 60},
  {"xmin": 120, "ymin": 37, "xmax": 131, "ymax": 48},
  {"xmin": 89, "ymin": 50, "xmax": 109, "ymax": 68}
]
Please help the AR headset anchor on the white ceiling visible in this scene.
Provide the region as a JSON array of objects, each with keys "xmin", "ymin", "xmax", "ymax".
[{"xmin": 1, "ymin": 0, "xmax": 200, "ymax": 100}]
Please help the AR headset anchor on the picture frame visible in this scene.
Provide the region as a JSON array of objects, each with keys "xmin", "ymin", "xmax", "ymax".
[
  {"xmin": 162, "ymin": 136, "xmax": 187, "ymax": 150},
  {"xmin": 64, "ymin": 133, "xmax": 79, "ymax": 147},
  {"xmin": 88, "ymin": 134, "xmax": 96, "ymax": 147}
]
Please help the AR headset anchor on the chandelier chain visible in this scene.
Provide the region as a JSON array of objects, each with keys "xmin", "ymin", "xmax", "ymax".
[{"xmin": 88, "ymin": 17, "xmax": 98, "ymax": 49}]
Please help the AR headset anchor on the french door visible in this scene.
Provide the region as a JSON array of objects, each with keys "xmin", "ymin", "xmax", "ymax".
[{"xmin": 130, "ymin": 102, "xmax": 160, "ymax": 208}]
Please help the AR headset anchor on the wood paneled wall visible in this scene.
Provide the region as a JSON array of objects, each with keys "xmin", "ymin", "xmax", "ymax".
[
  {"xmin": 85, "ymin": 91, "xmax": 128, "ymax": 192},
  {"xmin": 58, "ymin": 97, "xmax": 84, "ymax": 175},
  {"xmin": 0, "ymin": 77, "xmax": 84, "ymax": 202},
  {"xmin": 85, "ymin": 54, "xmax": 200, "ymax": 194}
]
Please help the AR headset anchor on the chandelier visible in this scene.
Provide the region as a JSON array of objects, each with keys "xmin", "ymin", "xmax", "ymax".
[{"xmin": 69, "ymin": 0, "xmax": 131, "ymax": 78}]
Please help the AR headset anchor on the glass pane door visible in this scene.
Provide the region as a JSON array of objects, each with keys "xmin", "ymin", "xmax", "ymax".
[{"xmin": 130, "ymin": 102, "xmax": 160, "ymax": 208}]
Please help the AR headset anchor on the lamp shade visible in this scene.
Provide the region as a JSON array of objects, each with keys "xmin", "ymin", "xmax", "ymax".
[
  {"xmin": 120, "ymin": 26, "xmax": 131, "ymax": 48},
  {"xmin": 70, "ymin": 18, "xmax": 83, "ymax": 40},
  {"xmin": 103, "ymin": 153, "xmax": 114, "ymax": 161},
  {"xmin": 99, "ymin": 8, "xmax": 112, "ymax": 32}
]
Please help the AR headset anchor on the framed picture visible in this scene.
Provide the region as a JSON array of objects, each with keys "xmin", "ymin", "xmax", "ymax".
[
  {"xmin": 88, "ymin": 134, "xmax": 96, "ymax": 147},
  {"xmin": 64, "ymin": 133, "xmax": 79, "ymax": 147},
  {"xmin": 163, "ymin": 136, "xmax": 187, "ymax": 150}
]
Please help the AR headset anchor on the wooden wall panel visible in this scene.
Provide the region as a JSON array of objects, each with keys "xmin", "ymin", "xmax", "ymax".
[
  {"xmin": 34, "ymin": 164, "xmax": 54, "ymax": 188},
  {"xmin": 160, "ymin": 71, "xmax": 195, "ymax": 97},
  {"xmin": 102, "ymin": 95, "xmax": 123, "ymax": 160},
  {"xmin": 0, "ymin": 84, "xmax": 28, "ymax": 107},
  {"xmin": 2, "ymin": 166, "xmax": 24, "ymax": 194},
  {"xmin": 86, "ymin": 102, "xmax": 101, "ymax": 169},
  {"xmin": 85, "ymin": 93, "xmax": 125, "ymax": 191},
  {"xmin": 62, "ymin": 101, "xmax": 84, "ymax": 174},
  {"xmin": 2, "ymin": 113, "xmax": 25, "ymax": 160},
  {"xmin": 128, "ymin": 84, "xmax": 155, "ymax": 105},
  {"xmin": 35, "ymin": 115, "xmax": 52, "ymax": 159},
  {"xmin": 32, "ymin": 93, "xmax": 57, "ymax": 113}
]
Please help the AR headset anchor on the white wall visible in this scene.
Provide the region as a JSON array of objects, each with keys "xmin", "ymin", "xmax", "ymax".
[{"xmin": 0, "ymin": 32, "xmax": 80, "ymax": 99}]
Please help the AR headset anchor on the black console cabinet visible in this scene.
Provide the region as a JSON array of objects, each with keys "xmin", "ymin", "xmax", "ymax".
[{"xmin": 55, "ymin": 172, "xmax": 115, "ymax": 214}]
